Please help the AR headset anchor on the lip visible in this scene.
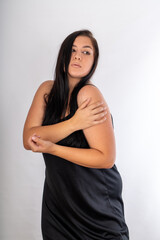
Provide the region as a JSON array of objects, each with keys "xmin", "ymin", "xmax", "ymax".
[{"xmin": 71, "ymin": 63, "xmax": 81, "ymax": 68}]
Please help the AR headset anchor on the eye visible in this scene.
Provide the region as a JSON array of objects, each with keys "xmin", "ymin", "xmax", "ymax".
[
  {"xmin": 82, "ymin": 51, "xmax": 91, "ymax": 55},
  {"xmin": 71, "ymin": 48, "xmax": 76, "ymax": 53}
]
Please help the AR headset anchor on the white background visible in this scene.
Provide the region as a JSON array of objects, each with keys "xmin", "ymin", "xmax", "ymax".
[{"xmin": 1, "ymin": 0, "xmax": 160, "ymax": 239}]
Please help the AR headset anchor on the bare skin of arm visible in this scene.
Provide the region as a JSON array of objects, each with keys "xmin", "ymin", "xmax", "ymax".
[
  {"xmin": 23, "ymin": 81, "xmax": 107, "ymax": 150},
  {"xmin": 28, "ymin": 85, "xmax": 116, "ymax": 169}
]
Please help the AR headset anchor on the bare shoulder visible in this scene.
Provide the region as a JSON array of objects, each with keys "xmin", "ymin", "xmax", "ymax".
[
  {"xmin": 78, "ymin": 84, "xmax": 103, "ymax": 100},
  {"xmin": 77, "ymin": 84, "xmax": 107, "ymax": 105},
  {"xmin": 77, "ymin": 84, "xmax": 112, "ymax": 120},
  {"xmin": 30, "ymin": 80, "xmax": 54, "ymax": 107},
  {"xmin": 37, "ymin": 80, "xmax": 54, "ymax": 95}
]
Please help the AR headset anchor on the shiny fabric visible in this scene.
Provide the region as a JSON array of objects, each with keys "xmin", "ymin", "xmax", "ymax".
[{"xmin": 41, "ymin": 114, "xmax": 129, "ymax": 240}]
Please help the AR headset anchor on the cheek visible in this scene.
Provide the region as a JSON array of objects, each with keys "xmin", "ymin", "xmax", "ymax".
[
  {"xmin": 87, "ymin": 59, "xmax": 94, "ymax": 70},
  {"xmin": 89, "ymin": 55, "xmax": 94, "ymax": 65}
]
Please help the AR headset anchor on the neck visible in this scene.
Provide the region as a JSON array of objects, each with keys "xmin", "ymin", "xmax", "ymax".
[{"xmin": 68, "ymin": 76, "xmax": 81, "ymax": 94}]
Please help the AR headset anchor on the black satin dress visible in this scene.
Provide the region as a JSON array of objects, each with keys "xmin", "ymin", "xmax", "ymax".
[{"xmin": 41, "ymin": 114, "xmax": 129, "ymax": 240}]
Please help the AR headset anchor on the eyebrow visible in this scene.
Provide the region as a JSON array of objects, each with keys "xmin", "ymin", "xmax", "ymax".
[{"xmin": 73, "ymin": 44, "xmax": 93, "ymax": 50}]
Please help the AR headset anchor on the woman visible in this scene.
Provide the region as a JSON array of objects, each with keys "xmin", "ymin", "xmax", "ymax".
[{"xmin": 23, "ymin": 30, "xmax": 129, "ymax": 240}]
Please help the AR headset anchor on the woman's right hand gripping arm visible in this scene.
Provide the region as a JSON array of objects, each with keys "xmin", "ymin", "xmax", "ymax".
[{"xmin": 23, "ymin": 81, "xmax": 107, "ymax": 150}]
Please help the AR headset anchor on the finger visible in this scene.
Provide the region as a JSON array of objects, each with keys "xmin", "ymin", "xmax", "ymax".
[
  {"xmin": 31, "ymin": 136, "xmax": 43, "ymax": 145},
  {"xmin": 33, "ymin": 133, "xmax": 41, "ymax": 138},
  {"xmin": 30, "ymin": 136, "xmax": 43, "ymax": 152},
  {"xmin": 87, "ymin": 101, "xmax": 104, "ymax": 110},
  {"xmin": 79, "ymin": 98, "xmax": 91, "ymax": 109},
  {"xmin": 93, "ymin": 111, "xmax": 107, "ymax": 120},
  {"xmin": 28, "ymin": 136, "xmax": 36, "ymax": 146},
  {"xmin": 92, "ymin": 106, "xmax": 107, "ymax": 115},
  {"xmin": 93, "ymin": 116, "xmax": 107, "ymax": 125},
  {"xmin": 28, "ymin": 136, "xmax": 39, "ymax": 152}
]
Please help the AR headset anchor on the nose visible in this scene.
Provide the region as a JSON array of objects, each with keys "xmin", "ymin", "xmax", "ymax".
[{"xmin": 74, "ymin": 51, "xmax": 81, "ymax": 60}]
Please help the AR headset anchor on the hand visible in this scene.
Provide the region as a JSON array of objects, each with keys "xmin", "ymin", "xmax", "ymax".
[
  {"xmin": 28, "ymin": 134, "xmax": 55, "ymax": 153},
  {"xmin": 71, "ymin": 98, "xmax": 107, "ymax": 131}
]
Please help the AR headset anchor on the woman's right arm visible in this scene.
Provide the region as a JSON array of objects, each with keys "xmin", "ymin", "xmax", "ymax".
[{"xmin": 23, "ymin": 81, "xmax": 107, "ymax": 150}]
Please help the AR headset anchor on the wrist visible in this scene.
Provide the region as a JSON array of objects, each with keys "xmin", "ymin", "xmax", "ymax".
[
  {"xmin": 48, "ymin": 142, "xmax": 56, "ymax": 155},
  {"xmin": 68, "ymin": 117, "xmax": 79, "ymax": 132}
]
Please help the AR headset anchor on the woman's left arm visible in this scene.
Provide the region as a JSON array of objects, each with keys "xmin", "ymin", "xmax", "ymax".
[{"xmin": 29, "ymin": 85, "xmax": 116, "ymax": 169}]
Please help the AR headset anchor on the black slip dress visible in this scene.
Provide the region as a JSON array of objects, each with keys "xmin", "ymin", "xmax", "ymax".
[{"xmin": 41, "ymin": 111, "xmax": 129, "ymax": 240}]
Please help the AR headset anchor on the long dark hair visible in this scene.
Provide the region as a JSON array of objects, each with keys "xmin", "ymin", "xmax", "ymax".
[{"xmin": 42, "ymin": 30, "xmax": 99, "ymax": 126}]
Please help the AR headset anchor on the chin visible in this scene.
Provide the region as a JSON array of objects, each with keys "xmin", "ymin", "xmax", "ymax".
[
  {"xmin": 69, "ymin": 72, "xmax": 89, "ymax": 79},
  {"xmin": 68, "ymin": 73, "xmax": 83, "ymax": 79}
]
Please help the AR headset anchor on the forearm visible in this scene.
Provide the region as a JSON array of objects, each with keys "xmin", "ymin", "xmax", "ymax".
[
  {"xmin": 23, "ymin": 118, "xmax": 75, "ymax": 149},
  {"xmin": 49, "ymin": 144, "xmax": 114, "ymax": 169}
]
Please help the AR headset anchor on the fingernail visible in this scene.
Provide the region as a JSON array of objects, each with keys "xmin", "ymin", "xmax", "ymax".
[{"xmin": 32, "ymin": 136, "xmax": 36, "ymax": 140}]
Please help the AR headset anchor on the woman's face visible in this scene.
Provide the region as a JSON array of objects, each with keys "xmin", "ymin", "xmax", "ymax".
[{"xmin": 68, "ymin": 36, "xmax": 94, "ymax": 81}]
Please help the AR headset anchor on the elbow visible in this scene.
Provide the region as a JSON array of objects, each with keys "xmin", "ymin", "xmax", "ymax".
[
  {"xmin": 94, "ymin": 149, "xmax": 115, "ymax": 169},
  {"xmin": 23, "ymin": 134, "xmax": 31, "ymax": 150},
  {"xmin": 101, "ymin": 153, "xmax": 116, "ymax": 169},
  {"xmin": 104, "ymin": 159, "xmax": 115, "ymax": 169},
  {"xmin": 23, "ymin": 143, "xmax": 31, "ymax": 150},
  {"xmin": 23, "ymin": 140, "xmax": 30, "ymax": 150},
  {"xmin": 23, "ymin": 128, "xmax": 33, "ymax": 150}
]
